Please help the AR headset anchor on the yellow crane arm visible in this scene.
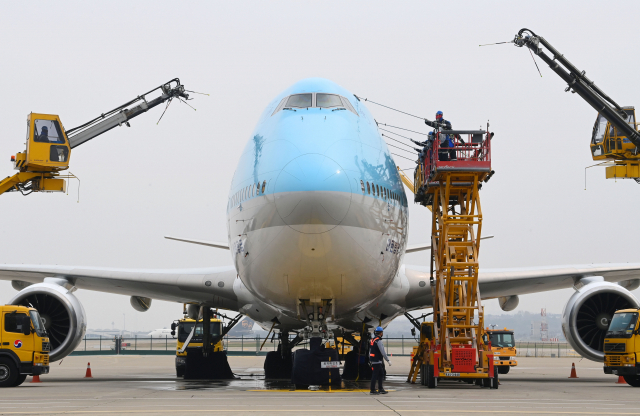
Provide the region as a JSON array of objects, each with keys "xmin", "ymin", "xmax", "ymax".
[
  {"xmin": 397, "ymin": 166, "xmax": 415, "ymax": 194},
  {"xmin": 0, "ymin": 172, "xmax": 65, "ymax": 196},
  {"xmin": 0, "ymin": 172, "xmax": 41, "ymax": 195}
]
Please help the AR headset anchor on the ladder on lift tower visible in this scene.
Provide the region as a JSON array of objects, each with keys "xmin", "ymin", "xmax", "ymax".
[{"xmin": 406, "ymin": 127, "xmax": 498, "ymax": 389}]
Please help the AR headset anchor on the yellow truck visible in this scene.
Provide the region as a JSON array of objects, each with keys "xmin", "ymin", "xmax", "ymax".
[
  {"xmin": 0, "ymin": 305, "xmax": 50, "ymax": 387},
  {"xmin": 485, "ymin": 328, "xmax": 518, "ymax": 375},
  {"xmin": 603, "ymin": 308, "xmax": 640, "ymax": 386},
  {"xmin": 172, "ymin": 316, "xmax": 225, "ymax": 378}
]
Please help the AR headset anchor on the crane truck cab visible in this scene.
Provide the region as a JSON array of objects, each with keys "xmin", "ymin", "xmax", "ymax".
[
  {"xmin": 0, "ymin": 305, "xmax": 50, "ymax": 387},
  {"xmin": 603, "ymin": 308, "xmax": 640, "ymax": 387},
  {"xmin": 485, "ymin": 328, "xmax": 517, "ymax": 374},
  {"xmin": 172, "ymin": 316, "xmax": 224, "ymax": 378},
  {"xmin": 591, "ymin": 108, "xmax": 638, "ymax": 161}
]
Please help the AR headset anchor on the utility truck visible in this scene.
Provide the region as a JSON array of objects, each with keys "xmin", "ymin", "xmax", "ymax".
[
  {"xmin": 485, "ymin": 328, "xmax": 517, "ymax": 374},
  {"xmin": 604, "ymin": 308, "xmax": 640, "ymax": 386},
  {"xmin": 0, "ymin": 305, "xmax": 50, "ymax": 387},
  {"xmin": 171, "ymin": 307, "xmax": 241, "ymax": 379}
]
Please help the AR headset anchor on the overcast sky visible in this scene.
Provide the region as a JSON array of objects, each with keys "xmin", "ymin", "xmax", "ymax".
[{"xmin": 1, "ymin": 1, "xmax": 639, "ymax": 332}]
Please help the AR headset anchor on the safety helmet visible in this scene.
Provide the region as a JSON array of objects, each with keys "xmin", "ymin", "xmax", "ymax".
[
  {"xmin": 435, "ymin": 111, "xmax": 443, "ymax": 120},
  {"xmin": 375, "ymin": 326, "xmax": 383, "ymax": 333}
]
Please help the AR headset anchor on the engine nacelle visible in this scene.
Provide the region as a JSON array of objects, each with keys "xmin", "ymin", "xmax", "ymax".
[
  {"xmin": 562, "ymin": 276, "xmax": 639, "ymax": 362},
  {"xmin": 10, "ymin": 281, "xmax": 87, "ymax": 362}
]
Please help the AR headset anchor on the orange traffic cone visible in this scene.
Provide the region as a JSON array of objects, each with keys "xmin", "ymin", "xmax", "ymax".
[
  {"xmin": 568, "ymin": 362, "xmax": 578, "ymax": 378},
  {"xmin": 616, "ymin": 375, "xmax": 627, "ymax": 384},
  {"xmin": 84, "ymin": 362, "xmax": 93, "ymax": 378},
  {"xmin": 30, "ymin": 375, "xmax": 41, "ymax": 383}
]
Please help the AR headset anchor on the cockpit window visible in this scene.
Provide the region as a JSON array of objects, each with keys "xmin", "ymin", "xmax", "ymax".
[
  {"xmin": 286, "ymin": 94, "xmax": 312, "ymax": 108},
  {"xmin": 340, "ymin": 97, "xmax": 358, "ymax": 115},
  {"xmin": 271, "ymin": 97, "xmax": 288, "ymax": 116},
  {"xmin": 273, "ymin": 93, "xmax": 359, "ymax": 116},
  {"xmin": 317, "ymin": 93, "xmax": 343, "ymax": 108}
]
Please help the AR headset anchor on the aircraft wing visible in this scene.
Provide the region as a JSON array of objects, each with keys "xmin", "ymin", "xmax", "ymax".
[
  {"xmin": 0, "ymin": 264, "xmax": 241, "ymax": 311},
  {"xmin": 400, "ymin": 263, "xmax": 640, "ymax": 311}
]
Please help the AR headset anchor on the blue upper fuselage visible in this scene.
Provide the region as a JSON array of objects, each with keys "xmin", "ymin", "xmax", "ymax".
[{"xmin": 227, "ymin": 78, "xmax": 408, "ymax": 211}]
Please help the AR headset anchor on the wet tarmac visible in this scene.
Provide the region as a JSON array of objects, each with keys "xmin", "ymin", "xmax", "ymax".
[{"xmin": 1, "ymin": 355, "xmax": 640, "ymax": 415}]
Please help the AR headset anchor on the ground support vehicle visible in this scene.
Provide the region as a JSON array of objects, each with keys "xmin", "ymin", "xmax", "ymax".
[
  {"xmin": 513, "ymin": 29, "xmax": 640, "ymax": 183},
  {"xmin": 410, "ymin": 127, "xmax": 497, "ymax": 389},
  {"xmin": 0, "ymin": 79, "xmax": 189, "ymax": 195},
  {"xmin": 485, "ymin": 328, "xmax": 517, "ymax": 374},
  {"xmin": 603, "ymin": 308, "xmax": 640, "ymax": 386},
  {"xmin": 172, "ymin": 306, "xmax": 241, "ymax": 380},
  {"xmin": 0, "ymin": 305, "xmax": 50, "ymax": 387}
]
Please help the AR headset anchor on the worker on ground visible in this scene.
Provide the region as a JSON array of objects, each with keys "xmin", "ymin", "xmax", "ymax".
[
  {"xmin": 425, "ymin": 111, "xmax": 456, "ymax": 161},
  {"xmin": 370, "ymin": 326, "xmax": 391, "ymax": 395}
]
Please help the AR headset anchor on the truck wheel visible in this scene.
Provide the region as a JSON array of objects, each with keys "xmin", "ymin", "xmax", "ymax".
[
  {"xmin": 0, "ymin": 358, "xmax": 18, "ymax": 388},
  {"xmin": 176, "ymin": 366, "xmax": 185, "ymax": 378},
  {"xmin": 491, "ymin": 367, "xmax": 499, "ymax": 389},
  {"xmin": 13, "ymin": 374, "xmax": 27, "ymax": 387},
  {"xmin": 426, "ymin": 364, "xmax": 437, "ymax": 389},
  {"xmin": 623, "ymin": 375, "xmax": 640, "ymax": 387},
  {"xmin": 497, "ymin": 366, "xmax": 510, "ymax": 375}
]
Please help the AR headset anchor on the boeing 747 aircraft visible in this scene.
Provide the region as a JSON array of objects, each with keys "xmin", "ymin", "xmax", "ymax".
[{"xmin": 2, "ymin": 78, "xmax": 640, "ymax": 379}]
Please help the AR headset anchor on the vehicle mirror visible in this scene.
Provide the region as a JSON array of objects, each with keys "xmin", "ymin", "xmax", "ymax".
[
  {"xmin": 18, "ymin": 315, "xmax": 31, "ymax": 336},
  {"xmin": 411, "ymin": 328, "xmax": 416, "ymax": 337},
  {"xmin": 171, "ymin": 330, "xmax": 176, "ymax": 337},
  {"xmin": 170, "ymin": 323, "xmax": 177, "ymax": 331}
]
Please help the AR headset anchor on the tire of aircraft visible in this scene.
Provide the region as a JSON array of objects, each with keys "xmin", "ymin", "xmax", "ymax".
[
  {"xmin": 497, "ymin": 366, "xmax": 510, "ymax": 375},
  {"xmin": 341, "ymin": 350, "xmax": 373, "ymax": 380},
  {"xmin": 623, "ymin": 375, "xmax": 640, "ymax": 387},
  {"xmin": 13, "ymin": 374, "xmax": 27, "ymax": 387},
  {"xmin": 291, "ymin": 348, "xmax": 341, "ymax": 386},
  {"xmin": 183, "ymin": 350, "xmax": 234, "ymax": 380},
  {"xmin": 0, "ymin": 358, "xmax": 18, "ymax": 388},
  {"xmin": 264, "ymin": 350, "xmax": 293, "ymax": 379}
]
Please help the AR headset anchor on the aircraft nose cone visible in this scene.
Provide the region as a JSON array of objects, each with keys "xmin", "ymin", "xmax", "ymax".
[{"xmin": 274, "ymin": 154, "xmax": 352, "ymax": 234}]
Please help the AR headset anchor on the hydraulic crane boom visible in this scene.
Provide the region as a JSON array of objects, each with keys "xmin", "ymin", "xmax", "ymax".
[
  {"xmin": 1, "ymin": 78, "xmax": 189, "ymax": 196},
  {"xmin": 66, "ymin": 79, "xmax": 188, "ymax": 148},
  {"xmin": 513, "ymin": 28, "xmax": 640, "ymax": 148}
]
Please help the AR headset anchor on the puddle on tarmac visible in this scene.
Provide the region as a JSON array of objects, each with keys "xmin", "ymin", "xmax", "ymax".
[{"xmin": 154, "ymin": 374, "xmax": 412, "ymax": 392}]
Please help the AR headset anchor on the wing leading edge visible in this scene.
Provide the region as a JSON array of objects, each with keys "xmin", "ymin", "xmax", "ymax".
[{"xmin": 0, "ymin": 264, "xmax": 241, "ymax": 311}]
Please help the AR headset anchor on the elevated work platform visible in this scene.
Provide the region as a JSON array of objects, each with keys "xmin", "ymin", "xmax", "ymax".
[{"xmin": 407, "ymin": 128, "xmax": 498, "ymax": 389}]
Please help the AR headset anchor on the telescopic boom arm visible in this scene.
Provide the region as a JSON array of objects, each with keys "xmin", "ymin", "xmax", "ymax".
[
  {"xmin": 513, "ymin": 28, "xmax": 640, "ymax": 148},
  {"xmin": 66, "ymin": 78, "xmax": 188, "ymax": 148}
]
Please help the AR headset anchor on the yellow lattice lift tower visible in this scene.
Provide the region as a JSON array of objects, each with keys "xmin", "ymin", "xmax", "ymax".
[{"xmin": 402, "ymin": 127, "xmax": 498, "ymax": 389}]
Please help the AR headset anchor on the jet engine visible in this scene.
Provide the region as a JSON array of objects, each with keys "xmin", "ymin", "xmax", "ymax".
[
  {"xmin": 10, "ymin": 280, "xmax": 87, "ymax": 361},
  {"xmin": 562, "ymin": 277, "xmax": 639, "ymax": 362}
]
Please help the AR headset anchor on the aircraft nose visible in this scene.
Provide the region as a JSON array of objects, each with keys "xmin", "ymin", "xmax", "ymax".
[{"xmin": 274, "ymin": 154, "xmax": 352, "ymax": 234}]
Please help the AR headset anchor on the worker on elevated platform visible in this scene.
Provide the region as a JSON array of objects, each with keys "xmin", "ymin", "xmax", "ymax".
[
  {"xmin": 425, "ymin": 111, "xmax": 456, "ymax": 161},
  {"xmin": 370, "ymin": 326, "xmax": 391, "ymax": 395}
]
